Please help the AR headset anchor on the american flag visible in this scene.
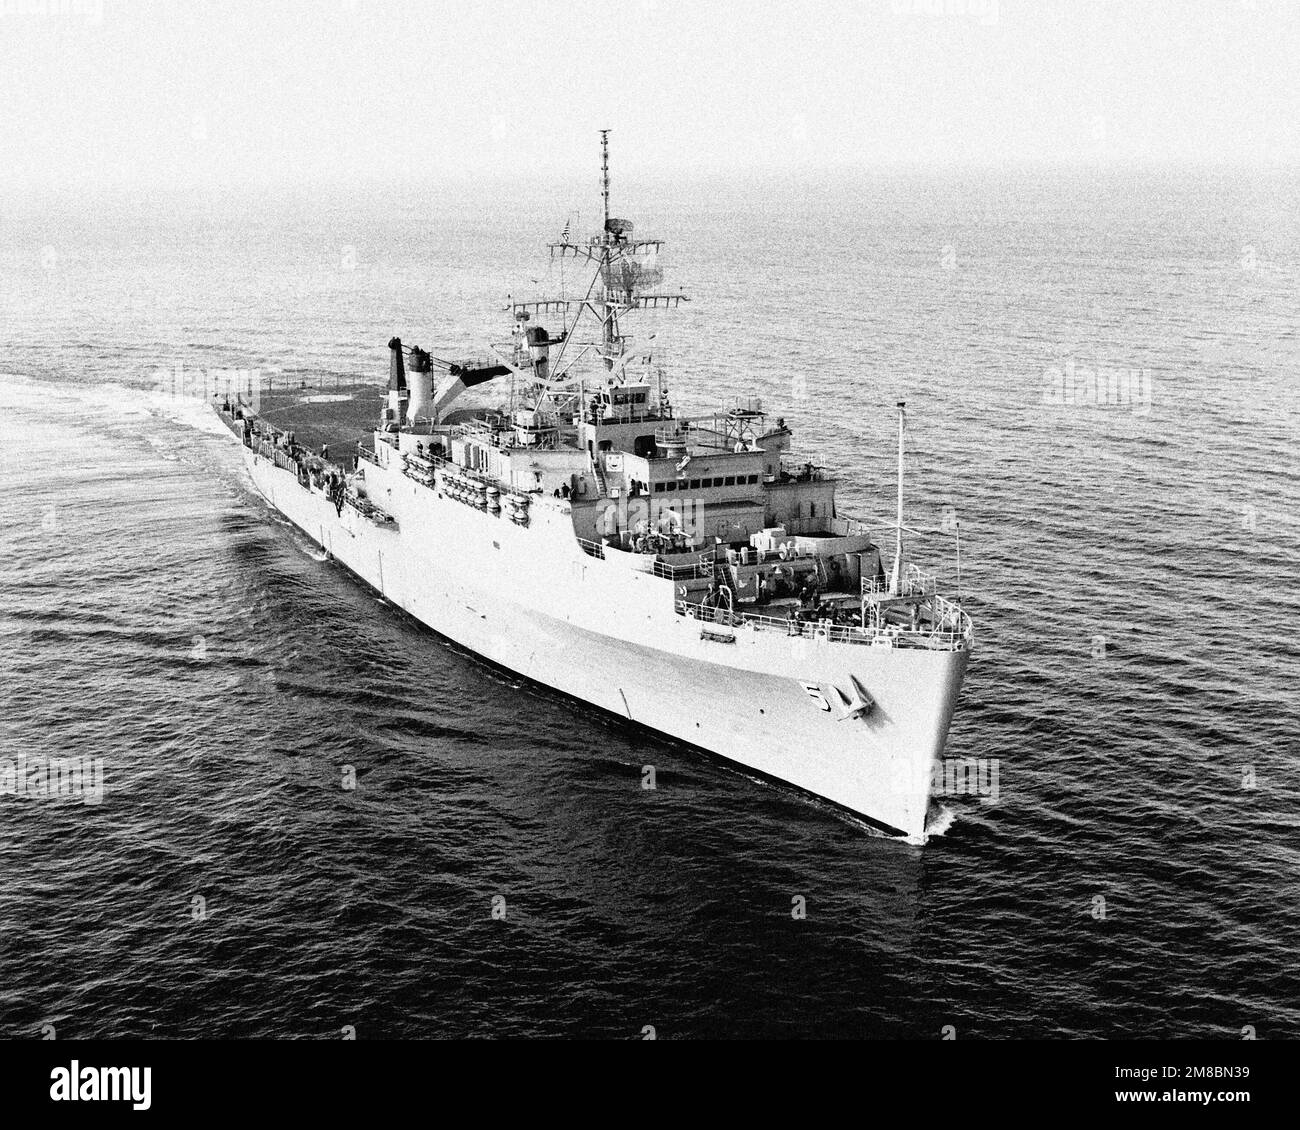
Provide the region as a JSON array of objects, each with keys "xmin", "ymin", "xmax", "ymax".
[{"xmin": 560, "ymin": 216, "xmax": 570, "ymax": 242}]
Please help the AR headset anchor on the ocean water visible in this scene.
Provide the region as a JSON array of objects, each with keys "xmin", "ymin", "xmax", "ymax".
[{"xmin": 1, "ymin": 168, "xmax": 1297, "ymax": 1039}]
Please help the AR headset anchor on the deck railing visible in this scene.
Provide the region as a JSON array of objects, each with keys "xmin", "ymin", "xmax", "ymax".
[
  {"xmin": 674, "ymin": 598, "xmax": 970, "ymax": 650},
  {"xmin": 574, "ymin": 540, "xmax": 716, "ymax": 579},
  {"xmin": 652, "ymin": 558, "xmax": 712, "ymax": 581},
  {"xmin": 574, "ymin": 542, "xmax": 828, "ymax": 584},
  {"xmin": 928, "ymin": 593, "xmax": 973, "ymax": 644},
  {"xmin": 863, "ymin": 564, "xmax": 938, "ymax": 597},
  {"xmin": 341, "ymin": 492, "xmax": 395, "ymax": 525},
  {"xmin": 778, "ymin": 455, "xmax": 829, "ymax": 482}
]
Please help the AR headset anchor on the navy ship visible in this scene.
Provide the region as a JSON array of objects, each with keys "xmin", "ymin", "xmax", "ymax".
[{"xmin": 218, "ymin": 133, "xmax": 973, "ymax": 840}]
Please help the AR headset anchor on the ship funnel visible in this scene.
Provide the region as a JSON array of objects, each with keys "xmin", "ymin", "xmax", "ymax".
[
  {"xmin": 407, "ymin": 346, "xmax": 433, "ymax": 421},
  {"xmin": 386, "ymin": 336, "xmax": 408, "ymax": 429},
  {"xmin": 388, "ymin": 337, "xmax": 407, "ymax": 391},
  {"xmin": 526, "ymin": 325, "xmax": 551, "ymax": 383}
]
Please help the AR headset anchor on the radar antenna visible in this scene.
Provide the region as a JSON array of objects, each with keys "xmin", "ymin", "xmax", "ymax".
[{"xmin": 506, "ymin": 130, "xmax": 690, "ymax": 393}]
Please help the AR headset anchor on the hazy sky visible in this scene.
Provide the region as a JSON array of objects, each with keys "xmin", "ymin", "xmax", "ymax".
[{"xmin": 1, "ymin": 0, "xmax": 1297, "ymax": 187}]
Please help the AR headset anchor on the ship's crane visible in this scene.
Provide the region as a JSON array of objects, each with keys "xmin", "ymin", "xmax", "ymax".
[{"xmin": 385, "ymin": 337, "xmax": 514, "ymax": 427}]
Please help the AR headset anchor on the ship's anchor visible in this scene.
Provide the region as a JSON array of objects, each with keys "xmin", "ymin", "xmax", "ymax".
[{"xmin": 833, "ymin": 676, "xmax": 874, "ymax": 722}]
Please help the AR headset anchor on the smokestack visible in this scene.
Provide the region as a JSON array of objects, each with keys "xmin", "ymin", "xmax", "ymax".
[
  {"xmin": 386, "ymin": 337, "xmax": 408, "ymax": 429},
  {"xmin": 388, "ymin": 337, "xmax": 407, "ymax": 391},
  {"xmin": 407, "ymin": 346, "xmax": 433, "ymax": 421}
]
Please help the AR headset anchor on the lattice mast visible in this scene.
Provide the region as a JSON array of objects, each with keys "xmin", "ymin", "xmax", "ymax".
[
  {"xmin": 506, "ymin": 130, "xmax": 689, "ymax": 393},
  {"xmin": 598, "ymin": 128, "xmax": 615, "ymax": 368}
]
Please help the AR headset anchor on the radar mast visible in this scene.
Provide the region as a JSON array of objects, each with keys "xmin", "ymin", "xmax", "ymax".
[{"xmin": 506, "ymin": 130, "xmax": 690, "ymax": 405}]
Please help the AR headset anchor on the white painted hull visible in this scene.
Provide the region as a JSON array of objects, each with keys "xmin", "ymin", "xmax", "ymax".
[{"xmin": 241, "ymin": 443, "xmax": 968, "ymax": 840}]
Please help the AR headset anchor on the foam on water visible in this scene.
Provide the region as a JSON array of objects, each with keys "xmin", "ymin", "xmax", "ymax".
[{"xmin": 924, "ymin": 806, "xmax": 957, "ymax": 839}]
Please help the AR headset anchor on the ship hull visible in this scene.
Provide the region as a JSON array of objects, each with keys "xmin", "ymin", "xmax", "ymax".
[{"xmin": 239, "ymin": 441, "xmax": 967, "ymax": 840}]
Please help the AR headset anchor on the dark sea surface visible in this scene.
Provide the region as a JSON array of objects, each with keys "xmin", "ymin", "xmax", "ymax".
[{"xmin": 1, "ymin": 168, "xmax": 1297, "ymax": 1038}]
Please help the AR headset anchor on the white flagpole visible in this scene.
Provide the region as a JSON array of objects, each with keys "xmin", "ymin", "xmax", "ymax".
[
  {"xmin": 890, "ymin": 401, "xmax": 906, "ymax": 595},
  {"xmin": 955, "ymin": 519, "xmax": 962, "ymax": 610}
]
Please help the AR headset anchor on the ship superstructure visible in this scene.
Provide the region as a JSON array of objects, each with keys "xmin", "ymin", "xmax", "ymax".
[{"xmin": 219, "ymin": 133, "xmax": 973, "ymax": 840}]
